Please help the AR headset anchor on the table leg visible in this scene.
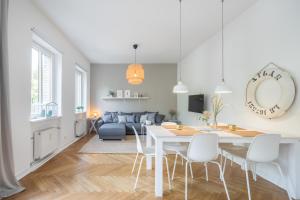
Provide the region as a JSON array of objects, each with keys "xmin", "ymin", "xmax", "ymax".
[
  {"xmin": 155, "ymin": 139, "xmax": 163, "ymax": 197},
  {"xmin": 146, "ymin": 131, "xmax": 152, "ymax": 170}
]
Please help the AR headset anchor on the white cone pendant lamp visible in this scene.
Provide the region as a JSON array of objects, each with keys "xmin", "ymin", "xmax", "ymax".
[
  {"xmin": 215, "ymin": 0, "xmax": 232, "ymax": 94},
  {"xmin": 173, "ymin": 0, "xmax": 188, "ymax": 94},
  {"xmin": 126, "ymin": 44, "xmax": 144, "ymax": 85}
]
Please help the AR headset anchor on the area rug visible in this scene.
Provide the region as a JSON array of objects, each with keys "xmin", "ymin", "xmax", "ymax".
[{"xmin": 79, "ymin": 135, "xmax": 145, "ymax": 154}]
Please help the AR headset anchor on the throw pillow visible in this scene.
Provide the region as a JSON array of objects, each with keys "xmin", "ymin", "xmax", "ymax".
[
  {"xmin": 147, "ymin": 112, "xmax": 156, "ymax": 124},
  {"xmin": 102, "ymin": 114, "xmax": 113, "ymax": 123},
  {"xmin": 155, "ymin": 114, "xmax": 165, "ymax": 124},
  {"xmin": 126, "ymin": 115, "xmax": 135, "ymax": 123},
  {"xmin": 118, "ymin": 115, "xmax": 127, "ymax": 123},
  {"xmin": 111, "ymin": 112, "xmax": 119, "ymax": 123},
  {"xmin": 140, "ymin": 114, "xmax": 148, "ymax": 124}
]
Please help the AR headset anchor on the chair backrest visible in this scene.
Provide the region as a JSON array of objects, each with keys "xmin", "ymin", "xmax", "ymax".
[
  {"xmin": 187, "ymin": 133, "xmax": 219, "ymax": 162},
  {"xmin": 161, "ymin": 122, "xmax": 177, "ymax": 126},
  {"xmin": 247, "ymin": 134, "xmax": 281, "ymax": 162},
  {"xmin": 132, "ymin": 126, "xmax": 143, "ymax": 153}
]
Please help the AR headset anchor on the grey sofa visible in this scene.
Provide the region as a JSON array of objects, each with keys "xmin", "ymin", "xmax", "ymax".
[{"xmin": 95, "ymin": 111, "xmax": 165, "ymax": 140}]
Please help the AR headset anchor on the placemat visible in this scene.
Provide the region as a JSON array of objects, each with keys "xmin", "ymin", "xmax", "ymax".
[
  {"xmin": 162, "ymin": 125, "xmax": 201, "ymax": 136},
  {"xmin": 215, "ymin": 126, "xmax": 263, "ymax": 137}
]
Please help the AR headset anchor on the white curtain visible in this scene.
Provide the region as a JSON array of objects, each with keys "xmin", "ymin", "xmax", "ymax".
[{"xmin": 0, "ymin": 0, "xmax": 25, "ymax": 198}]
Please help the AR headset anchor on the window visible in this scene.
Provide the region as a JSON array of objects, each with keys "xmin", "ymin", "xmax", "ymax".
[
  {"xmin": 75, "ymin": 65, "xmax": 87, "ymax": 113},
  {"xmin": 31, "ymin": 34, "xmax": 61, "ymax": 119}
]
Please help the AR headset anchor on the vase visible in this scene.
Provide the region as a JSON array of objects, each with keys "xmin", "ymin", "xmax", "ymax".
[{"xmin": 213, "ymin": 114, "xmax": 218, "ymax": 128}]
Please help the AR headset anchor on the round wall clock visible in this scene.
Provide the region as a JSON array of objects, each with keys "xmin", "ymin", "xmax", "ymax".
[{"xmin": 246, "ymin": 63, "xmax": 296, "ymax": 119}]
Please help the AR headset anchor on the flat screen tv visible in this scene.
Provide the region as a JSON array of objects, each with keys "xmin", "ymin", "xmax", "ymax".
[{"xmin": 188, "ymin": 94, "xmax": 204, "ymax": 113}]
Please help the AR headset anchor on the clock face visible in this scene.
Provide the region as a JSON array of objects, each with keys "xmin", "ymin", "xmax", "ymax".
[{"xmin": 246, "ymin": 63, "xmax": 296, "ymax": 119}]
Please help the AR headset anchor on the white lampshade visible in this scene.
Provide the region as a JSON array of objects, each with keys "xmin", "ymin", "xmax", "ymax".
[
  {"xmin": 215, "ymin": 81, "xmax": 232, "ymax": 94},
  {"xmin": 173, "ymin": 81, "xmax": 188, "ymax": 94}
]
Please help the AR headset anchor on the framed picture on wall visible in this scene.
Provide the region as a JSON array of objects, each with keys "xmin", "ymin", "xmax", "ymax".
[
  {"xmin": 124, "ymin": 90, "xmax": 131, "ymax": 98},
  {"xmin": 117, "ymin": 90, "xmax": 123, "ymax": 98}
]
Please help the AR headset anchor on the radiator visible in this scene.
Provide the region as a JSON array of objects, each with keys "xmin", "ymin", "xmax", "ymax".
[
  {"xmin": 33, "ymin": 127, "xmax": 59, "ymax": 161},
  {"xmin": 74, "ymin": 119, "xmax": 86, "ymax": 137}
]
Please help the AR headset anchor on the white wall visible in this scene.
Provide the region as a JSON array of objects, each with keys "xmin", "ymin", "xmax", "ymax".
[
  {"xmin": 8, "ymin": 0, "xmax": 90, "ymax": 178},
  {"xmin": 91, "ymin": 64, "xmax": 177, "ymax": 118},
  {"xmin": 177, "ymin": 0, "xmax": 300, "ymax": 198}
]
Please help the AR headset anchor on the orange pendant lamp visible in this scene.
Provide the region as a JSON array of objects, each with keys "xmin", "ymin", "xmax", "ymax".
[{"xmin": 126, "ymin": 44, "xmax": 144, "ymax": 85}]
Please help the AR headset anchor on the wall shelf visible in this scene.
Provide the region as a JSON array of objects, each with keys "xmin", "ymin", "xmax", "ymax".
[{"xmin": 101, "ymin": 97, "xmax": 150, "ymax": 100}]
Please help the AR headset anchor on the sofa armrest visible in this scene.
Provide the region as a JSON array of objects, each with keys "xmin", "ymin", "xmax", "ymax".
[{"xmin": 95, "ymin": 117, "xmax": 104, "ymax": 131}]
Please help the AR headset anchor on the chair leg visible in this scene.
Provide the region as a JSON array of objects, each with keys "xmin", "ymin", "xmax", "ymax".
[
  {"xmin": 244, "ymin": 161, "xmax": 252, "ymax": 200},
  {"xmin": 189, "ymin": 162, "xmax": 194, "ymax": 179},
  {"xmin": 131, "ymin": 153, "xmax": 139, "ymax": 174},
  {"xmin": 273, "ymin": 162, "xmax": 292, "ymax": 200},
  {"xmin": 204, "ymin": 162, "xmax": 209, "ymax": 181},
  {"xmin": 223, "ymin": 156, "xmax": 227, "ymax": 175},
  {"xmin": 134, "ymin": 156, "xmax": 144, "ymax": 190},
  {"xmin": 211, "ymin": 161, "xmax": 230, "ymax": 200},
  {"xmin": 250, "ymin": 163, "xmax": 257, "ymax": 181},
  {"xmin": 181, "ymin": 155, "xmax": 184, "ymax": 165},
  {"xmin": 172, "ymin": 153, "xmax": 178, "ymax": 180},
  {"xmin": 164, "ymin": 156, "xmax": 172, "ymax": 190},
  {"xmin": 185, "ymin": 161, "xmax": 189, "ymax": 200}
]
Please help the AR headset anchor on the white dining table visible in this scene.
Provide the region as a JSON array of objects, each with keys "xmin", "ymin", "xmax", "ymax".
[{"xmin": 145, "ymin": 125, "xmax": 299, "ymax": 197}]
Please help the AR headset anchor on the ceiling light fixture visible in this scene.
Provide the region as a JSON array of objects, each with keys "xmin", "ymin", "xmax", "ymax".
[
  {"xmin": 215, "ymin": 0, "xmax": 232, "ymax": 94},
  {"xmin": 173, "ymin": 0, "xmax": 188, "ymax": 94},
  {"xmin": 126, "ymin": 44, "xmax": 144, "ymax": 85}
]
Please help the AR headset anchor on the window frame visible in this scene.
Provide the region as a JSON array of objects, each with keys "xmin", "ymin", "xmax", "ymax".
[
  {"xmin": 31, "ymin": 40, "xmax": 59, "ymax": 120},
  {"xmin": 75, "ymin": 65, "xmax": 87, "ymax": 113}
]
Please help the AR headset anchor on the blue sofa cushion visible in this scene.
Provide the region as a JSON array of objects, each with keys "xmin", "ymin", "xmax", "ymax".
[
  {"xmin": 155, "ymin": 114, "xmax": 165, "ymax": 124},
  {"xmin": 103, "ymin": 114, "xmax": 113, "ymax": 123},
  {"xmin": 140, "ymin": 114, "xmax": 148, "ymax": 124},
  {"xmin": 126, "ymin": 115, "xmax": 135, "ymax": 123},
  {"xmin": 118, "ymin": 115, "xmax": 127, "ymax": 123},
  {"xmin": 147, "ymin": 112, "xmax": 157, "ymax": 124},
  {"xmin": 99, "ymin": 123, "xmax": 126, "ymax": 136}
]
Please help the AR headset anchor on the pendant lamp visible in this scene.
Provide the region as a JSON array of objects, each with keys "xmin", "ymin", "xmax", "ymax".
[
  {"xmin": 215, "ymin": 0, "xmax": 232, "ymax": 94},
  {"xmin": 126, "ymin": 44, "xmax": 144, "ymax": 85},
  {"xmin": 173, "ymin": 0, "xmax": 188, "ymax": 94}
]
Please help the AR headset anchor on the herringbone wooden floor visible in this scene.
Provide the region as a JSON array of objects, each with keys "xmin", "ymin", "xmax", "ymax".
[{"xmin": 6, "ymin": 133, "xmax": 289, "ymax": 200}]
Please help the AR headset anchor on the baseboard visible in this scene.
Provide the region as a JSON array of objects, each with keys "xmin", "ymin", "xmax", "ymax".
[{"xmin": 16, "ymin": 136, "xmax": 81, "ymax": 180}]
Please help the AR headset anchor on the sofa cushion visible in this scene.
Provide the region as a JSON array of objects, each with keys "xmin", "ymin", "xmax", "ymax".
[
  {"xmin": 147, "ymin": 112, "xmax": 157, "ymax": 124},
  {"xmin": 140, "ymin": 114, "xmax": 148, "ymax": 124},
  {"xmin": 132, "ymin": 112, "xmax": 145, "ymax": 123},
  {"xmin": 111, "ymin": 112, "xmax": 119, "ymax": 123},
  {"xmin": 155, "ymin": 114, "xmax": 165, "ymax": 124},
  {"xmin": 102, "ymin": 114, "xmax": 113, "ymax": 123},
  {"xmin": 126, "ymin": 115, "xmax": 135, "ymax": 123},
  {"xmin": 99, "ymin": 123, "xmax": 126, "ymax": 136},
  {"xmin": 118, "ymin": 115, "xmax": 127, "ymax": 123}
]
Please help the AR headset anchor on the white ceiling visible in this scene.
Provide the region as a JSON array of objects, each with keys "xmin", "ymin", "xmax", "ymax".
[{"xmin": 33, "ymin": 0, "xmax": 257, "ymax": 64}]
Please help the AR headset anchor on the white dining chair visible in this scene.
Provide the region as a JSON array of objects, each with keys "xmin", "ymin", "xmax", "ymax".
[
  {"xmin": 161, "ymin": 122, "xmax": 196, "ymax": 180},
  {"xmin": 173, "ymin": 133, "xmax": 230, "ymax": 200},
  {"xmin": 220, "ymin": 134, "xmax": 291, "ymax": 200},
  {"xmin": 131, "ymin": 126, "xmax": 172, "ymax": 190}
]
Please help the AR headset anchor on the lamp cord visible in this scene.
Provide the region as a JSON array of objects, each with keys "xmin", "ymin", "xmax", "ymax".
[
  {"xmin": 221, "ymin": 0, "xmax": 225, "ymax": 82},
  {"xmin": 179, "ymin": 0, "xmax": 182, "ymax": 81}
]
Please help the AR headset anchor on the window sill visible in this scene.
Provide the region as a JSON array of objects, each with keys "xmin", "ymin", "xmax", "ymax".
[
  {"xmin": 75, "ymin": 111, "xmax": 86, "ymax": 115},
  {"xmin": 30, "ymin": 116, "xmax": 62, "ymax": 123}
]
